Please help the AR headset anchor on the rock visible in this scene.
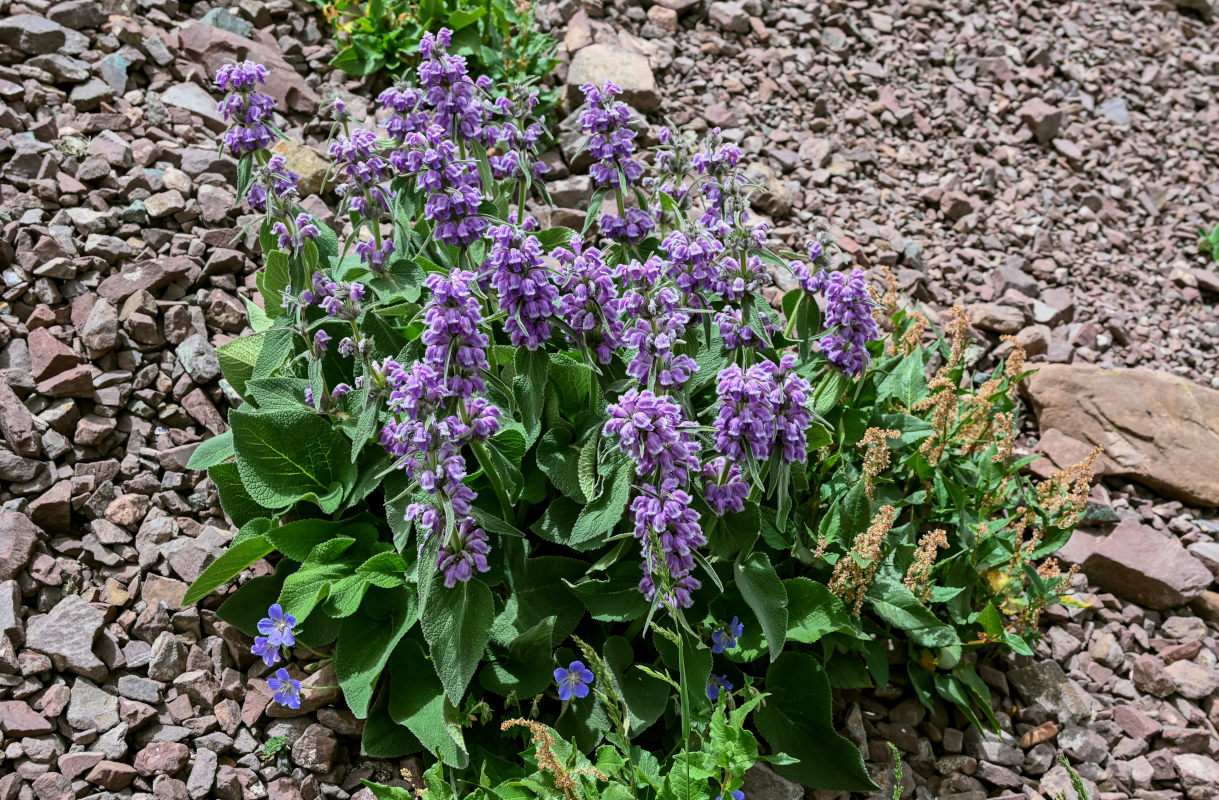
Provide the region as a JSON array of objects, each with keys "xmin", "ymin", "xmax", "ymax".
[
  {"xmin": 1058, "ymin": 518, "xmax": 1211, "ymax": 608},
  {"xmin": 145, "ymin": 189, "xmax": 187, "ymax": 219},
  {"xmin": 201, "ymin": 7, "xmax": 253, "ymax": 38},
  {"xmin": 187, "ymin": 747, "xmax": 218, "ymax": 799},
  {"xmin": 28, "ymin": 327, "xmax": 80, "ymax": 380},
  {"xmin": 1005, "ymin": 661, "xmax": 1095, "ymax": 725},
  {"xmin": 1018, "ymin": 99, "xmax": 1063, "ymax": 144},
  {"xmin": 709, "ymin": 2, "xmax": 751, "ymax": 34},
  {"xmin": 29, "ymin": 53, "xmax": 89, "ymax": 82},
  {"xmin": 81, "ymin": 298, "xmax": 118, "ymax": 358},
  {"xmin": 270, "ymin": 139, "xmax": 329, "ymax": 196},
  {"xmin": 69, "ymin": 78, "xmax": 113, "ymax": 110},
  {"xmin": 0, "ymin": 448, "xmax": 42, "ymax": 482},
  {"xmin": 1175, "ymin": 0, "xmax": 1215, "ymax": 17},
  {"xmin": 266, "ymin": 663, "xmax": 341, "ymax": 717},
  {"xmin": 26, "ymin": 593, "xmax": 107, "ymax": 679},
  {"xmin": 177, "ymin": 22, "xmax": 320, "ymax": 114},
  {"xmin": 97, "ymin": 256, "xmax": 194, "ymax": 302},
  {"xmin": 68, "ymin": 678, "xmax": 119, "ymax": 731},
  {"xmin": 176, "ymin": 333, "xmax": 221, "ymax": 383},
  {"xmin": 1039, "ymin": 763, "xmax": 1097, "ymax": 800},
  {"xmin": 0, "ymin": 15, "xmax": 70, "ymax": 54},
  {"xmin": 741, "ymin": 763, "xmax": 802, "ymax": 800},
  {"xmin": 1025, "ymin": 364, "xmax": 1219, "ymax": 505},
  {"xmin": 161, "ymin": 82, "xmax": 227, "ymax": 129},
  {"xmin": 1164, "ymin": 660, "xmax": 1219, "ymax": 700},
  {"xmin": 148, "ymin": 631, "xmax": 188, "ymax": 681},
  {"xmin": 291, "ymin": 723, "xmax": 338, "ymax": 773},
  {"xmin": 31, "ymin": 772, "xmax": 73, "ymax": 800},
  {"xmin": 0, "ymin": 511, "xmax": 40, "ymax": 581},
  {"xmin": 1099, "ymin": 96, "xmax": 1130, "ymax": 127},
  {"xmin": 968, "ymin": 302, "xmax": 1024, "ymax": 334},
  {"xmin": 566, "ymin": 44, "xmax": 658, "ymax": 111},
  {"xmin": 0, "ymin": 380, "xmax": 40, "ymax": 457},
  {"xmin": 0, "ymin": 700, "xmax": 54, "ymax": 736},
  {"xmin": 1058, "ymin": 725, "xmax": 1107, "ymax": 763},
  {"xmin": 134, "ymin": 741, "xmax": 191, "ymax": 777},
  {"xmin": 86, "ymin": 760, "xmax": 137, "ymax": 790},
  {"xmin": 1132, "ymin": 654, "xmax": 1176, "ymax": 698}
]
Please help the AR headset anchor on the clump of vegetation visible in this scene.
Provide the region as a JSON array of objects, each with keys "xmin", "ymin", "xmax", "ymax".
[
  {"xmin": 192, "ymin": 31, "xmax": 1095, "ymax": 798},
  {"xmin": 1199, "ymin": 223, "xmax": 1219, "ymax": 263}
]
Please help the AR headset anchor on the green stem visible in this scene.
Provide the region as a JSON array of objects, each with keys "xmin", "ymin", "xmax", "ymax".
[{"xmin": 470, "ymin": 439, "xmax": 514, "ymax": 524}]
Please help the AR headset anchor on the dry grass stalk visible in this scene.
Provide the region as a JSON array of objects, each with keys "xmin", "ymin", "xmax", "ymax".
[
  {"xmin": 830, "ymin": 505, "xmax": 898, "ymax": 614},
  {"xmin": 904, "ymin": 528, "xmax": 948, "ymax": 602}
]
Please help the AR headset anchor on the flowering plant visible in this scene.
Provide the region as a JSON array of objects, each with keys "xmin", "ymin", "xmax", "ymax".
[{"xmin": 187, "ymin": 35, "xmax": 1092, "ymax": 796}]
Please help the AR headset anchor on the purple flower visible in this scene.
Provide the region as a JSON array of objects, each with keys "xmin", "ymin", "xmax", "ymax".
[
  {"xmin": 662, "ymin": 229, "xmax": 723, "ymax": 302},
  {"xmin": 378, "ymin": 83, "xmax": 430, "ymax": 141},
  {"xmin": 773, "ymin": 355, "xmax": 814, "ymax": 464},
  {"xmin": 580, "ymin": 82, "xmax": 644, "ymax": 190},
  {"xmin": 599, "ymin": 208, "xmax": 655, "ymax": 244},
  {"xmin": 313, "ymin": 330, "xmax": 331, "ymax": 352},
  {"xmin": 603, "ymin": 389, "xmax": 700, "ymax": 485},
  {"xmin": 554, "ymin": 660, "xmax": 594, "ymax": 701},
  {"xmin": 437, "ymin": 517, "xmax": 491, "ymax": 587},
  {"xmin": 717, "ymin": 791, "xmax": 745, "ymax": 800},
  {"xmin": 267, "ymin": 668, "xmax": 302, "ymax": 709},
  {"xmin": 483, "ymin": 222, "xmax": 559, "ymax": 350},
  {"xmin": 713, "ymin": 363, "xmax": 780, "ymax": 462},
  {"xmin": 421, "ymin": 270, "xmax": 490, "ymax": 399},
  {"xmin": 618, "ymin": 258, "xmax": 698, "ymax": 390},
  {"xmin": 702, "ymin": 458, "xmax": 749, "ymax": 516},
  {"xmin": 331, "ymin": 383, "xmax": 352, "ymax": 399},
  {"xmin": 256, "ymin": 604, "xmax": 296, "ymax": 649},
  {"xmin": 633, "ymin": 487, "xmax": 705, "ymax": 610},
  {"xmin": 247, "ymin": 154, "xmax": 299, "ymax": 213},
  {"xmin": 215, "ymin": 62, "xmax": 276, "ymax": 156},
  {"xmin": 330, "ymin": 128, "xmax": 393, "ymax": 220},
  {"xmin": 715, "ymin": 308, "xmax": 763, "ymax": 351},
  {"xmin": 393, "ymin": 125, "xmax": 487, "ymax": 246},
  {"xmin": 304, "ymin": 386, "xmax": 314, "ymax": 406},
  {"xmin": 806, "ymin": 269, "xmax": 879, "ymax": 377},
  {"xmin": 416, "ymin": 28, "xmax": 486, "ymax": 141},
  {"xmin": 711, "ymin": 616, "xmax": 744, "ymax": 654},
  {"xmin": 706, "ymin": 674, "xmax": 734, "ymax": 702},
  {"xmin": 251, "ymin": 636, "xmax": 279, "ymax": 667},
  {"xmin": 554, "ymin": 238, "xmax": 623, "ymax": 364}
]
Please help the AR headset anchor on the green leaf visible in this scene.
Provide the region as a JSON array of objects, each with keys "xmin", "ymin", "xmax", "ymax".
[
  {"xmin": 389, "ymin": 639, "xmax": 469, "ymax": 767},
  {"xmin": 784, "ymin": 577, "xmax": 856, "ymax": 644},
  {"xmin": 513, "ymin": 347, "xmax": 548, "ymax": 448},
  {"xmin": 735, "ymin": 552, "xmax": 788, "ymax": 661},
  {"xmin": 877, "ymin": 349, "xmax": 927, "ymax": 409},
  {"xmin": 534, "ymin": 226, "xmax": 579, "ymax": 251},
  {"xmin": 253, "ymin": 327, "xmax": 296, "ymax": 380},
  {"xmin": 209, "ymin": 461, "xmax": 271, "ymax": 528},
  {"xmin": 754, "ymin": 652, "xmax": 877, "ymax": 791},
  {"xmin": 230, "ymin": 405, "xmax": 355, "ymax": 513},
  {"xmin": 421, "ymin": 577, "xmax": 495, "ymax": 704},
  {"xmin": 356, "ymin": 551, "xmax": 410, "ymax": 588},
  {"xmin": 217, "ymin": 334, "xmax": 264, "ymax": 397},
  {"xmin": 866, "ymin": 572, "xmax": 960, "ymax": 649},
  {"xmin": 536, "ymin": 428, "xmax": 587, "ymax": 503},
  {"xmin": 258, "ymin": 251, "xmax": 290, "ymax": 319},
  {"xmin": 247, "ymin": 377, "xmax": 309, "ymax": 409},
  {"xmin": 567, "ymin": 454, "xmax": 633, "ymax": 549},
  {"xmin": 336, "ymin": 587, "xmax": 417, "ymax": 718},
  {"xmin": 278, "ymin": 537, "xmax": 358, "ymax": 621},
  {"xmin": 604, "ymin": 636, "xmax": 668, "ymax": 735},
  {"xmin": 480, "ymin": 616, "xmax": 556, "ymax": 698},
  {"xmin": 814, "ymin": 368, "xmax": 853, "ymax": 416},
  {"xmin": 567, "ymin": 561, "xmax": 649, "ymax": 622},
  {"xmin": 361, "ymin": 691, "xmax": 422, "ymax": 758},
  {"xmin": 187, "ymin": 432, "xmax": 234, "ymax": 470},
  {"xmin": 263, "ymin": 517, "xmax": 347, "ymax": 562},
  {"xmin": 182, "ymin": 531, "xmax": 273, "ymax": 606}
]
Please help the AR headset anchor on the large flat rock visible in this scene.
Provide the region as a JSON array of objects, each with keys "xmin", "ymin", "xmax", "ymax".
[{"xmin": 1025, "ymin": 364, "xmax": 1219, "ymax": 506}]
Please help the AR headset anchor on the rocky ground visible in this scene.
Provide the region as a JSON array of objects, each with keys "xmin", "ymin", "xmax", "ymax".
[{"xmin": 1, "ymin": 0, "xmax": 1219, "ymax": 799}]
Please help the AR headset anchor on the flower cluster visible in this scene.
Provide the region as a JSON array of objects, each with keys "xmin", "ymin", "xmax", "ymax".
[
  {"xmin": 618, "ymin": 258, "xmax": 698, "ymax": 390},
  {"xmin": 249, "ymin": 605, "xmax": 303, "ymax": 709},
  {"xmin": 483, "ymin": 221, "xmax": 559, "ymax": 349},
  {"xmin": 579, "ymin": 82, "xmax": 654, "ymax": 243},
  {"xmin": 554, "ymin": 239, "xmax": 623, "ymax": 364},
  {"xmin": 215, "ymin": 61, "xmax": 275, "ymax": 155},
  {"xmin": 803, "ymin": 268, "xmax": 880, "ymax": 377},
  {"xmin": 712, "ymin": 355, "xmax": 814, "ymax": 467},
  {"xmin": 394, "ymin": 126, "xmax": 487, "ymax": 246}
]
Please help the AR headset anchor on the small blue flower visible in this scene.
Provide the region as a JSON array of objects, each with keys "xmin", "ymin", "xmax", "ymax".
[
  {"xmin": 267, "ymin": 667, "xmax": 302, "ymax": 709},
  {"xmin": 706, "ymin": 674, "xmax": 733, "ymax": 701},
  {"xmin": 711, "ymin": 617, "xmax": 744, "ymax": 654},
  {"xmin": 554, "ymin": 660, "xmax": 594, "ymax": 701},
  {"xmin": 716, "ymin": 791, "xmax": 745, "ymax": 800},
  {"xmin": 256, "ymin": 604, "xmax": 297, "ymax": 649},
  {"xmin": 251, "ymin": 636, "xmax": 279, "ymax": 667}
]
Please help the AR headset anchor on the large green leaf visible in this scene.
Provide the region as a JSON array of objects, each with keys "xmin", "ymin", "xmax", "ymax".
[
  {"xmin": 230, "ymin": 405, "xmax": 355, "ymax": 513},
  {"xmin": 866, "ymin": 572, "xmax": 960, "ymax": 649},
  {"xmin": 278, "ymin": 538, "xmax": 358, "ymax": 621},
  {"xmin": 734, "ymin": 552, "xmax": 788, "ymax": 661},
  {"xmin": 217, "ymin": 334, "xmax": 263, "ymax": 396},
  {"xmin": 389, "ymin": 639, "xmax": 469, "ymax": 766},
  {"xmin": 754, "ymin": 652, "xmax": 876, "ymax": 791},
  {"xmin": 336, "ymin": 587, "xmax": 418, "ymax": 718},
  {"xmin": 208, "ymin": 461, "xmax": 271, "ymax": 528},
  {"xmin": 480, "ymin": 616, "xmax": 555, "ymax": 698},
  {"xmin": 536, "ymin": 428, "xmax": 588, "ymax": 502},
  {"xmin": 186, "ymin": 431, "xmax": 234, "ymax": 470},
  {"xmin": 604, "ymin": 636, "xmax": 668, "ymax": 735},
  {"xmin": 567, "ymin": 454, "xmax": 633, "ymax": 549},
  {"xmin": 183, "ymin": 528, "xmax": 273, "ymax": 606},
  {"xmin": 784, "ymin": 577, "xmax": 857, "ymax": 644},
  {"xmin": 421, "ymin": 577, "xmax": 496, "ymax": 704}
]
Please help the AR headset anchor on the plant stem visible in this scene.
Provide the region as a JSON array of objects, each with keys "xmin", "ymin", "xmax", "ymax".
[{"xmin": 470, "ymin": 439, "xmax": 514, "ymax": 524}]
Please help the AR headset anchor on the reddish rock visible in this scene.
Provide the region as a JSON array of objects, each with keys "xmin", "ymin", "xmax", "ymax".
[
  {"xmin": 28, "ymin": 480, "xmax": 72, "ymax": 533},
  {"xmin": 36, "ymin": 364, "xmax": 95, "ymax": 397},
  {"xmin": 177, "ymin": 22, "xmax": 319, "ymax": 114},
  {"xmin": 134, "ymin": 741, "xmax": 191, "ymax": 777},
  {"xmin": 0, "ymin": 699, "xmax": 54, "ymax": 735},
  {"xmin": 1018, "ymin": 99, "xmax": 1063, "ymax": 143},
  {"xmin": 97, "ymin": 256, "xmax": 194, "ymax": 303},
  {"xmin": 86, "ymin": 760, "xmax": 138, "ymax": 790},
  {"xmin": 0, "ymin": 511, "xmax": 41, "ymax": 582},
  {"xmin": 0, "ymin": 379, "xmax": 40, "ymax": 457},
  {"xmin": 27, "ymin": 327, "xmax": 80, "ymax": 381},
  {"xmin": 1059, "ymin": 518, "xmax": 1211, "ymax": 609}
]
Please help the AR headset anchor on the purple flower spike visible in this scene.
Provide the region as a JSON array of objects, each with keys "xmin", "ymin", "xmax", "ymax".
[
  {"xmin": 805, "ymin": 268, "xmax": 879, "ymax": 377},
  {"xmin": 437, "ymin": 517, "xmax": 491, "ymax": 588},
  {"xmin": 267, "ymin": 668, "xmax": 302, "ymax": 709},
  {"xmin": 554, "ymin": 660, "xmax": 595, "ymax": 701},
  {"xmin": 256, "ymin": 604, "xmax": 297, "ymax": 649}
]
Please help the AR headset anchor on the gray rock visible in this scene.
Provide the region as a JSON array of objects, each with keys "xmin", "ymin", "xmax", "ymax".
[
  {"xmin": 0, "ymin": 580, "xmax": 20, "ymax": 643},
  {"xmin": 0, "ymin": 511, "xmax": 41, "ymax": 581},
  {"xmin": 566, "ymin": 44, "xmax": 658, "ymax": 111},
  {"xmin": 741, "ymin": 763, "xmax": 802, "ymax": 800},
  {"xmin": 1175, "ymin": 753, "xmax": 1219, "ymax": 800},
  {"xmin": 1164, "ymin": 660, "xmax": 1219, "ymax": 700},
  {"xmin": 0, "ymin": 14, "xmax": 69, "ymax": 54},
  {"xmin": 28, "ymin": 53, "xmax": 90, "ymax": 82},
  {"xmin": 26, "ymin": 594, "xmax": 107, "ymax": 680},
  {"xmin": 68, "ymin": 678, "xmax": 120, "ymax": 732},
  {"xmin": 201, "ymin": 7, "xmax": 253, "ymax": 38},
  {"xmin": 1006, "ymin": 661, "xmax": 1095, "ymax": 725},
  {"xmin": 97, "ymin": 52, "xmax": 130, "ymax": 94},
  {"xmin": 1059, "ymin": 725, "xmax": 1107, "ymax": 764},
  {"xmin": 1099, "ymin": 96, "xmax": 1130, "ymax": 127},
  {"xmin": 186, "ymin": 746, "xmax": 218, "ymax": 798},
  {"xmin": 175, "ymin": 334, "xmax": 221, "ymax": 383},
  {"xmin": 147, "ymin": 632, "xmax": 188, "ymax": 682},
  {"xmin": 709, "ymin": 1, "xmax": 751, "ymax": 33},
  {"xmin": 161, "ymin": 83, "xmax": 226, "ymax": 127},
  {"xmin": 117, "ymin": 675, "xmax": 161, "ymax": 704},
  {"xmin": 69, "ymin": 78, "xmax": 115, "ymax": 111},
  {"xmin": 963, "ymin": 726, "xmax": 1023, "ymax": 767}
]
